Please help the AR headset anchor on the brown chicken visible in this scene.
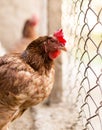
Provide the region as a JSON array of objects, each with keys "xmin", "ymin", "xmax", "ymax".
[
  {"xmin": 0, "ymin": 29, "xmax": 66, "ymax": 130},
  {"xmin": 9, "ymin": 15, "xmax": 38, "ymax": 53}
]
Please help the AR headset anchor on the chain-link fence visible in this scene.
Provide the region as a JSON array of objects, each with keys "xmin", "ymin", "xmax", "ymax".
[{"xmin": 62, "ymin": 0, "xmax": 102, "ymax": 129}]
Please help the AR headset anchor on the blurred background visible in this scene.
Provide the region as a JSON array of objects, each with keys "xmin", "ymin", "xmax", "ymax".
[{"xmin": 0, "ymin": 0, "xmax": 102, "ymax": 130}]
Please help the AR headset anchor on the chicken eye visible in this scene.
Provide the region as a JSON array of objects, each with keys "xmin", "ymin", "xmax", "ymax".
[
  {"xmin": 51, "ymin": 38, "xmax": 58, "ymax": 44},
  {"xmin": 50, "ymin": 39, "xmax": 55, "ymax": 43}
]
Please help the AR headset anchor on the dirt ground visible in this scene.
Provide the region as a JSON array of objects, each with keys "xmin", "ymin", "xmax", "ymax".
[{"xmin": 9, "ymin": 103, "xmax": 82, "ymax": 130}]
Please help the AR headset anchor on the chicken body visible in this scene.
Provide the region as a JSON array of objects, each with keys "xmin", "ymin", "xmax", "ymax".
[
  {"xmin": 0, "ymin": 53, "xmax": 54, "ymax": 129},
  {"xmin": 0, "ymin": 30, "xmax": 66, "ymax": 130}
]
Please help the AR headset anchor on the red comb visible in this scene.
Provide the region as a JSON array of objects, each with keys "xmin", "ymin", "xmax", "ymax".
[
  {"xmin": 29, "ymin": 15, "xmax": 38, "ymax": 26},
  {"xmin": 53, "ymin": 29, "xmax": 66, "ymax": 45}
]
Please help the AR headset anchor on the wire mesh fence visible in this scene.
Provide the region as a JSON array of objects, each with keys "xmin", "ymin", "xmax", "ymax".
[{"xmin": 62, "ymin": 0, "xmax": 102, "ymax": 129}]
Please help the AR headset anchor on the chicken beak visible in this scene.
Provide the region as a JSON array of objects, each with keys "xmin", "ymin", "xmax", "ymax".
[{"xmin": 59, "ymin": 46, "xmax": 67, "ymax": 51}]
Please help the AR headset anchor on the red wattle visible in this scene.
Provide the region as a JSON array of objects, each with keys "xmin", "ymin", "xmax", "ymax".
[{"xmin": 49, "ymin": 50, "xmax": 61, "ymax": 60}]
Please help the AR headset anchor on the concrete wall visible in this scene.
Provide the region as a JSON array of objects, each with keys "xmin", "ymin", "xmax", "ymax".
[{"xmin": 47, "ymin": 0, "xmax": 62, "ymax": 34}]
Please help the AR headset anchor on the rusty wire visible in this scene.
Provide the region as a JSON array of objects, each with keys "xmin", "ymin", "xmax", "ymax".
[{"xmin": 64, "ymin": 0, "xmax": 102, "ymax": 129}]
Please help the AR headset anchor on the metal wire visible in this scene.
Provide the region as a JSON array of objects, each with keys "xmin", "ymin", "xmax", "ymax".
[{"xmin": 63, "ymin": 0, "xmax": 102, "ymax": 129}]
